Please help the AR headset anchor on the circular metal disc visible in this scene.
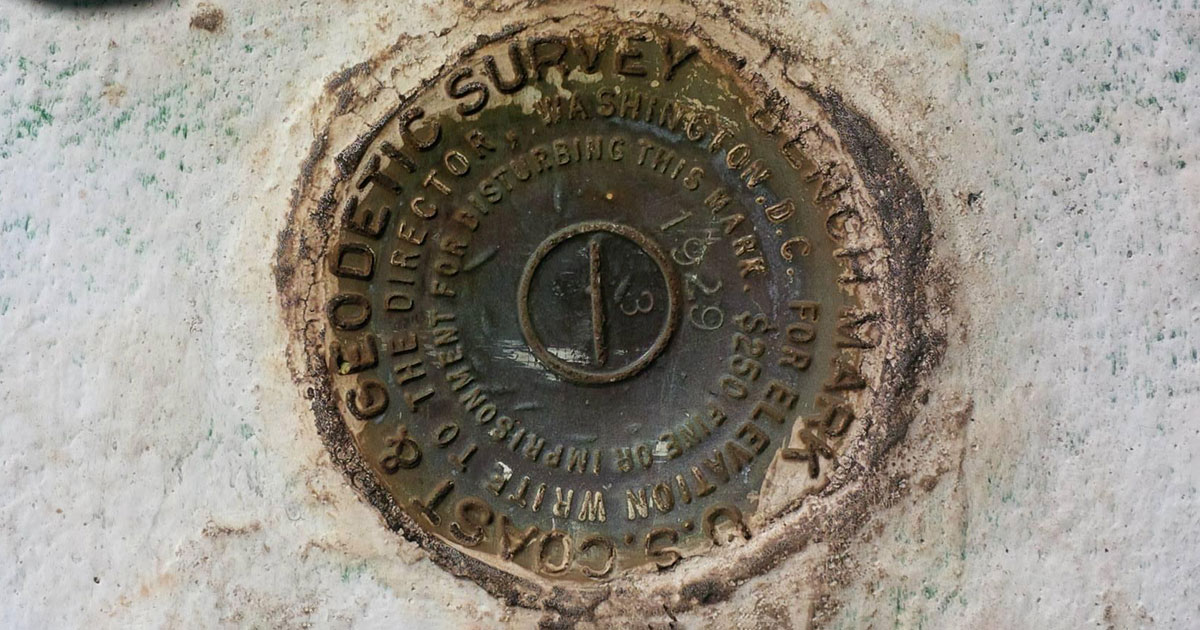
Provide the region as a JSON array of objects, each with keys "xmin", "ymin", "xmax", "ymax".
[{"xmin": 287, "ymin": 17, "xmax": 932, "ymax": 593}]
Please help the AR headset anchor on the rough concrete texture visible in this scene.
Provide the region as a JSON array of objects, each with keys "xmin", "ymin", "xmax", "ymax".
[{"xmin": 0, "ymin": 1, "xmax": 1196, "ymax": 628}]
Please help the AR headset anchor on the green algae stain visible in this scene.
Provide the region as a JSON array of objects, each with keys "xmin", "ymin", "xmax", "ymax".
[
  {"xmin": 177, "ymin": 245, "xmax": 195, "ymax": 266},
  {"xmin": 55, "ymin": 60, "xmax": 89, "ymax": 82},
  {"xmin": 2, "ymin": 215, "xmax": 41, "ymax": 240},
  {"xmin": 1170, "ymin": 68, "xmax": 1188, "ymax": 83},
  {"xmin": 115, "ymin": 226, "xmax": 131, "ymax": 248},
  {"xmin": 146, "ymin": 105, "xmax": 171, "ymax": 133},
  {"xmin": 340, "ymin": 561, "xmax": 369, "ymax": 583},
  {"xmin": 11, "ymin": 102, "xmax": 55, "ymax": 140},
  {"xmin": 112, "ymin": 110, "xmax": 132, "ymax": 131},
  {"xmin": 29, "ymin": 103, "xmax": 54, "ymax": 125}
]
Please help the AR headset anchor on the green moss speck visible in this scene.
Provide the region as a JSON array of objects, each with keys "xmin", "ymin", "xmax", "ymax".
[
  {"xmin": 146, "ymin": 105, "xmax": 171, "ymax": 132},
  {"xmin": 2, "ymin": 215, "xmax": 39, "ymax": 239},
  {"xmin": 55, "ymin": 61, "xmax": 89, "ymax": 82},
  {"xmin": 340, "ymin": 561, "xmax": 368, "ymax": 583}
]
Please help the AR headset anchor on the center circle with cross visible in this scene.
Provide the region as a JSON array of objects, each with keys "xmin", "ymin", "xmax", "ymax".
[{"xmin": 517, "ymin": 221, "xmax": 682, "ymax": 385}]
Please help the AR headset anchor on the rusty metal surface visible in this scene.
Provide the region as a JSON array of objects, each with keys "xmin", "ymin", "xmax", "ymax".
[
  {"xmin": 323, "ymin": 24, "xmax": 855, "ymax": 579},
  {"xmin": 278, "ymin": 10, "xmax": 938, "ymax": 616}
]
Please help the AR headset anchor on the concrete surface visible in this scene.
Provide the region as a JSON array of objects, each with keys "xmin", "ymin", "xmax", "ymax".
[{"xmin": 0, "ymin": 0, "xmax": 1196, "ymax": 628}]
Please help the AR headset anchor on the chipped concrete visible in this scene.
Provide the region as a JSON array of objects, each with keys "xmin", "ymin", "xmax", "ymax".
[{"xmin": 1, "ymin": 0, "xmax": 1197, "ymax": 628}]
